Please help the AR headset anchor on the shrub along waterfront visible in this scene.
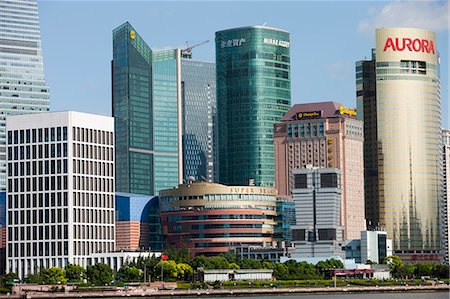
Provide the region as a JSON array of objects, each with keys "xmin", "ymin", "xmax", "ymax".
[{"xmin": 0, "ymin": 250, "xmax": 447, "ymax": 291}]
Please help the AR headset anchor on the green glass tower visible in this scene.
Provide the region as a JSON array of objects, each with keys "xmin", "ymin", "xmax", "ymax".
[
  {"xmin": 216, "ymin": 26, "xmax": 291, "ymax": 186},
  {"xmin": 112, "ymin": 23, "xmax": 181, "ymax": 195}
]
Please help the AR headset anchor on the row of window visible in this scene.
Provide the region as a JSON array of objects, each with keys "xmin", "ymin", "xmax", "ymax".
[
  {"xmin": 8, "ymin": 208, "xmax": 68, "ymax": 225},
  {"xmin": 8, "ymin": 127, "xmax": 67, "ymax": 145},
  {"xmin": 73, "ymin": 224, "xmax": 114, "ymax": 240},
  {"xmin": 8, "ymin": 143, "xmax": 68, "ymax": 161},
  {"xmin": 74, "ymin": 241, "xmax": 114, "ymax": 256},
  {"xmin": 73, "ymin": 176, "xmax": 113, "ymax": 193},
  {"xmin": 8, "ymin": 224, "xmax": 68, "ymax": 242},
  {"xmin": 73, "ymin": 159, "xmax": 113, "ymax": 177},
  {"xmin": 8, "ymin": 241, "xmax": 68, "ymax": 258},
  {"xmin": 8, "ymin": 176, "xmax": 68, "ymax": 193},
  {"xmin": 7, "ymin": 192, "xmax": 68, "ymax": 210},
  {"xmin": 73, "ymin": 209, "xmax": 114, "ymax": 224},
  {"xmin": 73, "ymin": 143, "xmax": 113, "ymax": 161},
  {"xmin": 8, "ymin": 159, "xmax": 68, "ymax": 177},
  {"xmin": 73, "ymin": 192, "xmax": 114, "ymax": 209},
  {"xmin": 73, "ymin": 127, "xmax": 113, "ymax": 145}
]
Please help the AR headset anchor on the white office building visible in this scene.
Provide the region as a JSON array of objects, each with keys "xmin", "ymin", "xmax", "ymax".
[
  {"xmin": 6, "ymin": 111, "xmax": 115, "ymax": 279},
  {"xmin": 290, "ymin": 167, "xmax": 345, "ymax": 258}
]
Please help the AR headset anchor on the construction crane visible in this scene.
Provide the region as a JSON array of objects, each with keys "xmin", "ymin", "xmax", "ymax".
[{"xmin": 181, "ymin": 40, "xmax": 210, "ymax": 59}]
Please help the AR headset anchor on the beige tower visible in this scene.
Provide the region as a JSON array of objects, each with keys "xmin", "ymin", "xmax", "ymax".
[{"xmin": 372, "ymin": 28, "xmax": 441, "ymax": 261}]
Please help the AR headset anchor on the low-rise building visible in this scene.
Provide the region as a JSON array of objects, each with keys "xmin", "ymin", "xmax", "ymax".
[
  {"xmin": 344, "ymin": 230, "xmax": 392, "ymax": 264},
  {"xmin": 115, "ymin": 193, "xmax": 163, "ymax": 252},
  {"xmin": 198, "ymin": 268, "xmax": 273, "ymax": 282},
  {"xmin": 160, "ymin": 180, "xmax": 277, "ymax": 257}
]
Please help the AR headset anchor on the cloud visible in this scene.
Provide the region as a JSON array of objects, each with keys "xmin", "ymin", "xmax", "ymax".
[
  {"xmin": 358, "ymin": 0, "xmax": 449, "ymax": 34},
  {"xmin": 324, "ymin": 62, "xmax": 349, "ymax": 81}
]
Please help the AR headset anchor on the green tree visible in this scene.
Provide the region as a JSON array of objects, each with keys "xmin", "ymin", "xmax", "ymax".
[
  {"xmin": 86, "ymin": 263, "xmax": 114, "ymax": 286},
  {"xmin": 176, "ymin": 263, "xmax": 193, "ymax": 281},
  {"xmin": 65, "ymin": 264, "xmax": 85, "ymax": 283},
  {"xmin": 116, "ymin": 266, "xmax": 143, "ymax": 282},
  {"xmin": 220, "ymin": 251, "xmax": 241, "ymax": 264},
  {"xmin": 164, "ymin": 247, "xmax": 190, "ymax": 264},
  {"xmin": 40, "ymin": 267, "xmax": 67, "ymax": 284},
  {"xmin": 239, "ymin": 258, "xmax": 262, "ymax": 269},
  {"xmin": 25, "ymin": 273, "xmax": 43, "ymax": 284},
  {"xmin": 156, "ymin": 260, "xmax": 178, "ymax": 281}
]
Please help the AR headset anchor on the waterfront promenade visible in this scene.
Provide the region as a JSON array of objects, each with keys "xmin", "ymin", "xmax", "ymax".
[{"xmin": 0, "ymin": 284, "xmax": 448, "ymax": 298}]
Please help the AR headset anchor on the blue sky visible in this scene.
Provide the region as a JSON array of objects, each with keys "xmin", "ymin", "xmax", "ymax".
[{"xmin": 39, "ymin": 0, "xmax": 449, "ymax": 127}]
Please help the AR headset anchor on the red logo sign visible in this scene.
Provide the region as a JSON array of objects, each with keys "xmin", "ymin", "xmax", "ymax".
[{"xmin": 383, "ymin": 38, "xmax": 435, "ymax": 54}]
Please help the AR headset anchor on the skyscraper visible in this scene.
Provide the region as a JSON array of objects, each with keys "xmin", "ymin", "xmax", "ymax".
[
  {"xmin": 112, "ymin": 22, "xmax": 153, "ymax": 195},
  {"xmin": 274, "ymin": 102, "xmax": 366, "ymax": 240},
  {"xmin": 6, "ymin": 111, "xmax": 115, "ymax": 279},
  {"xmin": 216, "ymin": 26, "xmax": 291, "ymax": 186},
  {"xmin": 113, "ymin": 23, "xmax": 216, "ymax": 194},
  {"xmin": 358, "ymin": 28, "xmax": 441, "ymax": 261},
  {"xmin": 181, "ymin": 59, "xmax": 216, "ymax": 182},
  {"xmin": 0, "ymin": 0, "xmax": 50, "ymax": 190}
]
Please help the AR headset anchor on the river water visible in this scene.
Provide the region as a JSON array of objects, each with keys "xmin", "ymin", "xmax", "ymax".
[{"xmin": 183, "ymin": 292, "xmax": 449, "ymax": 299}]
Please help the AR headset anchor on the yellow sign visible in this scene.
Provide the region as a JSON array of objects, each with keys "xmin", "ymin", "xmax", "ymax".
[
  {"xmin": 339, "ymin": 106, "xmax": 357, "ymax": 117},
  {"xmin": 297, "ymin": 111, "xmax": 321, "ymax": 119},
  {"xmin": 130, "ymin": 31, "xmax": 135, "ymax": 40}
]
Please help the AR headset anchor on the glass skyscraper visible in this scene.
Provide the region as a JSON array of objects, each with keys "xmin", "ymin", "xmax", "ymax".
[
  {"xmin": 112, "ymin": 22, "xmax": 154, "ymax": 195},
  {"xmin": 152, "ymin": 49, "xmax": 181, "ymax": 192},
  {"xmin": 216, "ymin": 26, "xmax": 291, "ymax": 186},
  {"xmin": 357, "ymin": 28, "xmax": 441, "ymax": 261},
  {"xmin": 113, "ymin": 23, "xmax": 215, "ymax": 195},
  {"xmin": 181, "ymin": 59, "xmax": 216, "ymax": 182},
  {"xmin": 0, "ymin": 0, "xmax": 50, "ymax": 190}
]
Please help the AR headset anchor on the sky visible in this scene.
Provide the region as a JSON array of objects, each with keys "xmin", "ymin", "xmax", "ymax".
[{"xmin": 38, "ymin": 0, "xmax": 449, "ymax": 127}]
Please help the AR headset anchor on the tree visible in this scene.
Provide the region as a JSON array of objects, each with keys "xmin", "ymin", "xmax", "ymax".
[
  {"xmin": 220, "ymin": 251, "xmax": 241, "ymax": 264},
  {"xmin": 239, "ymin": 258, "xmax": 262, "ymax": 269},
  {"xmin": 156, "ymin": 260, "xmax": 178, "ymax": 281},
  {"xmin": 25, "ymin": 273, "xmax": 43, "ymax": 284},
  {"xmin": 65, "ymin": 264, "xmax": 85, "ymax": 283},
  {"xmin": 164, "ymin": 247, "xmax": 190, "ymax": 264},
  {"xmin": 40, "ymin": 267, "xmax": 67, "ymax": 284},
  {"xmin": 176, "ymin": 263, "xmax": 193, "ymax": 281},
  {"xmin": 86, "ymin": 263, "xmax": 114, "ymax": 286},
  {"xmin": 116, "ymin": 266, "xmax": 143, "ymax": 282}
]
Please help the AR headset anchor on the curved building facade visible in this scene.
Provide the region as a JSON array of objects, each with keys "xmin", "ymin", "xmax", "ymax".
[
  {"xmin": 359, "ymin": 28, "xmax": 441, "ymax": 259},
  {"xmin": 216, "ymin": 26, "xmax": 291, "ymax": 186},
  {"xmin": 159, "ymin": 181, "xmax": 277, "ymax": 256}
]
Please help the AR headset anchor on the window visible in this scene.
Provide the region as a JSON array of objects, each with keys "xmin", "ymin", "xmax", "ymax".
[
  {"xmin": 321, "ymin": 173, "xmax": 338, "ymax": 188},
  {"xmin": 294, "ymin": 174, "xmax": 308, "ymax": 189}
]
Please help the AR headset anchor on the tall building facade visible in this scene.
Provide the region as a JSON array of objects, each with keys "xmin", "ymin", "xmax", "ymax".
[
  {"xmin": 112, "ymin": 22, "xmax": 154, "ymax": 195},
  {"xmin": 152, "ymin": 49, "xmax": 182, "ymax": 191},
  {"xmin": 357, "ymin": 28, "xmax": 441, "ymax": 260},
  {"xmin": 290, "ymin": 168, "xmax": 345, "ymax": 258},
  {"xmin": 442, "ymin": 129, "xmax": 450, "ymax": 263},
  {"xmin": 6, "ymin": 111, "xmax": 115, "ymax": 279},
  {"xmin": 113, "ymin": 23, "xmax": 216, "ymax": 194},
  {"xmin": 274, "ymin": 102, "xmax": 365, "ymax": 240},
  {"xmin": 0, "ymin": 0, "xmax": 50, "ymax": 190},
  {"xmin": 159, "ymin": 181, "xmax": 277, "ymax": 257},
  {"xmin": 216, "ymin": 26, "xmax": 291, "ymax": 186},
  {"xmin": 181, "ymin": 59, "xmax": 216, "ymax": 182}
]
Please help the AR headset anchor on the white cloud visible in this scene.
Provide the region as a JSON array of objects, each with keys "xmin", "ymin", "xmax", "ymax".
[
  {"xmin": 324, "ymin": 62, "xmax": 349, "ymax": 81},
  {"xmin": 358, "ymin": 0, "xmax": 449, "ymax": 34}
]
